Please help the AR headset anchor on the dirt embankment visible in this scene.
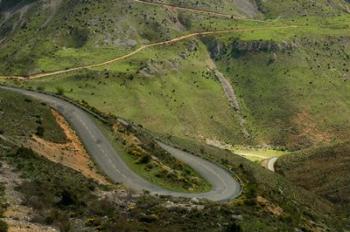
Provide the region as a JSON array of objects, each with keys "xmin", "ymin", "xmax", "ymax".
[{"xmin": 27, "ymin": 109, "xmax": 110, "ymax": 185}]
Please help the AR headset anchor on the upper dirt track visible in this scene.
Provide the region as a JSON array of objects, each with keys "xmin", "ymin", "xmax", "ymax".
[
  {"xmin": 0, "ymin": 86, "xmax": 241, "ymax": 202},
  {"xmin": 0, "ymin": 26, "xmax": 297, "ymax": 80}
]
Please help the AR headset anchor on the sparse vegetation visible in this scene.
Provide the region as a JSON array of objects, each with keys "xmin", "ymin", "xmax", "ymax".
[
  {"xmin": 55, "ymin": 86, "xmax": 65, "ymax": 95},
  {"xmin": 154, "ymin": 134, "xmax": 348, "ymax": 231},
  {"xmin": 0, "ymin": 89, "xmax": 67, "ymax": 143},
  {"xmin": 276, "ymin": 142, "xmax": 350, "ymax": 212},
  {"xmin": 0, "ymin": 181, "xmax": 7, "ymax": 232}
]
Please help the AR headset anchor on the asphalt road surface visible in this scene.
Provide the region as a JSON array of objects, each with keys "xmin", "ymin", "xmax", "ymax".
[
  {"xmin": 1, "ymin": 86, "xmax": 241, "ymax": 202},
  {"xmin": 267, "ymin": 157, "xmax": 278, "ymax": 172}
]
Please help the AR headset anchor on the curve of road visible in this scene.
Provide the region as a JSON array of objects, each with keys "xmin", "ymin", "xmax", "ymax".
[
  {"xmin": 263, "ymin": 157, "xmax": 278, "ymax": 172},
  {"xmin": 0, "ymin": 86, "xmax": 241, "ymax": 202},
  {"xmin": 267, "ymin": 157, "xmax": 278, "ymax": 172},
  {"xmin": 0, "ymin": 25, "xmax": 297, "ymax": 80}
]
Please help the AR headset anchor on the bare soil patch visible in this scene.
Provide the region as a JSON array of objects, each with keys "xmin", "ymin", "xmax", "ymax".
[
  {"xmin": 256, "ymin": 196, "xmax": 283, "ymax": 216},
  {"xmin": 289, "ymin": 110, "xmax": 332, "ymax": 148},
  {"xmin": 27, "ymin": 109, "xmax": 109, "ymax": 185}
]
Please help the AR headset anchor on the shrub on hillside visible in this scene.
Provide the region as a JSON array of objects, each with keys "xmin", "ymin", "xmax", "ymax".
[
  {"xmin": 0, "ymin": 220, "xmax": 8, "ymax": 232},
  {"xmin": 55, "ymin": 87, "xmax": 65, "ymax": 95}
]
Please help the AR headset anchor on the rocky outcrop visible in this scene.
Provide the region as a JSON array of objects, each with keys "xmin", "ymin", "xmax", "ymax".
[
  {"xmin": 202, "ymin": 37, "xmax": 295, "ymax": 59},
  {"xmin": 230, "ymin": 39, "xmax": 295, "ymax": 53},
  {"xmin": 213, "ymin": 68, "xmax": 250, "ymax": 138}
]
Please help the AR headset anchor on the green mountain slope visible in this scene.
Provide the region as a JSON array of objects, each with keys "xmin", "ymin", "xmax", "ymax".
[
  {"xmin": 257, "ymin": 0, "xmax": 350, "ymax": 18},
  {"xmin": 276, "ymin": 142, "xmax": 350, "ymax": 211},
  {"xmin": 1, "ymin": 0, "xmax": 350, "ymax": 230},
  {"xmin": 0, "ymin": 0, "xmax": 194, "ymax": 74},
  {"xmin": 1, "ymin": 0, "xmax": 350, "ymax": 149},
  {"xmin": 141, "ymin": 0, "xmax": 262, "ymax": 17},
  {"xmin": 206, "ymin": 32, "xmax": 350, "ymax": 150}
]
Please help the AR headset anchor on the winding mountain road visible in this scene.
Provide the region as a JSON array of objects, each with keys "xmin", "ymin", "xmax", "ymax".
[{"xmin": 0, "ymin": 86, "xmax": 241, "ymax": 202}]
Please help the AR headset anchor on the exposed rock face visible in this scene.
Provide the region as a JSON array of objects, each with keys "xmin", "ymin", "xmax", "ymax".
[
  {"xmin": 230, "ymin": 39, "xmax": 295, "ymax": 53},
  {"xmin": 202, "ymin": 37, "xmax": 295, "ymax": 59},
  {"xmin": 233, "ymin": 0, "xmax": 260, "ymax": 18},
  {"xmin": 0, "ymin": 0, "xmax": 37, "ymax": 11},
  {"xmin": 0, "ymin": 0, "xmax": 36, "ymax": 39}
]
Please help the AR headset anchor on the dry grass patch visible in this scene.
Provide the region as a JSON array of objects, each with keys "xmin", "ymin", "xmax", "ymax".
[{"xmin": 256, "ymin": 196, "xmax": 283, "ymax": 217}]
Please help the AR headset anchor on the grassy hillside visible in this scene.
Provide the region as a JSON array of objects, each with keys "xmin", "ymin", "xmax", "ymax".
[
  {"xmin": 2, "ymin": 3, "xmax": 350, "ymax": 149},
  {"xmin": 139, "ymin": 0, "xmax": 262, "ymax": 18},
  {"xmin": 276, "ymin": 142, "xmax": 350, "ymax": 211},
  {"xmin": 0, "ymin": 88, "xmax": 67, "ymax": 144},
  {"xmin": 0, "ymin": 0, "xmax": 254, "ymax": 147},
  {"xmin": 157, "ymin": 135, "xmax": 348, "ymax": 231},
  {"xmin": 1, "ymin": 0, "xmax": 350, "ymax": 230},
  {"xmin": 257, "ymin": 0, "xmax": 350, "ymax": 18},
  {"xmin": 0, "ymin": 0, "xmax": 188, "ymax": 75},
  {"xmin": 14, "ymin": 40, "xmax": 247, "ymax": 146},
  {"xmin": 0, "ymin": 177, "xmax": 7, "ymax": 232},
  {"xmin": 0, "ymin": 0, "xmax": 256, "ymax": 75},
  {"xmin": 202, "ymin": 15, "xmax": 350, "ymax": 150}
]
